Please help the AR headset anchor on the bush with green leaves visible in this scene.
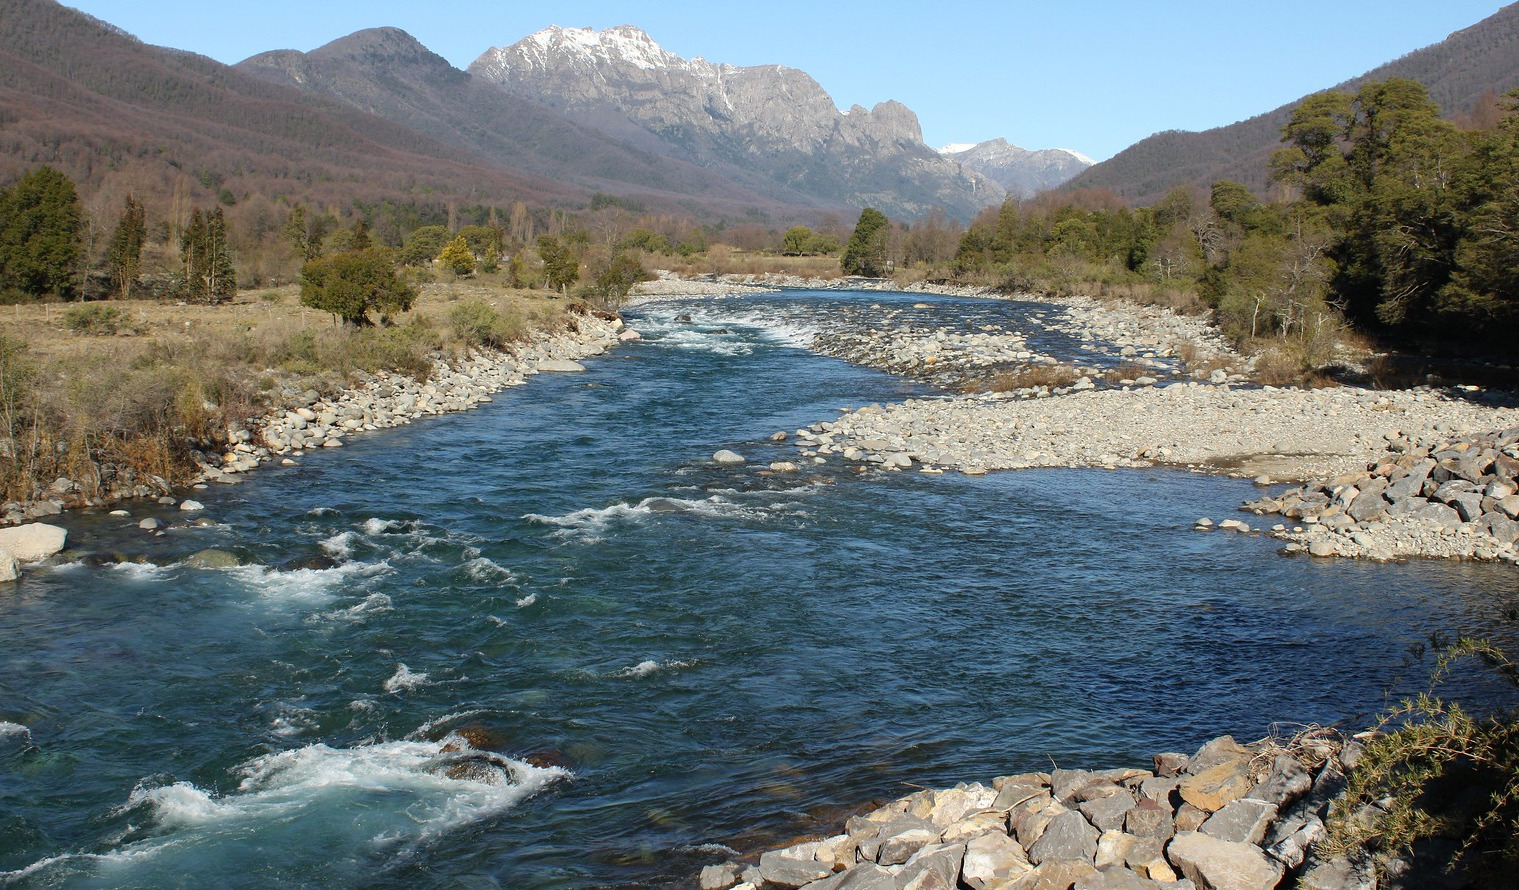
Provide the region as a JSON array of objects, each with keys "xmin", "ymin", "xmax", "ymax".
[
  {"xmin": 64, "ymin": 303, "xmax": 123, "ymax": 335},
  {"xmin": 299, "ymin": 247, "xmax": 416, "ymax": 325},
  {"xmin": 448, "ymin": 299, "xmax": 523, "ymax": 349}
]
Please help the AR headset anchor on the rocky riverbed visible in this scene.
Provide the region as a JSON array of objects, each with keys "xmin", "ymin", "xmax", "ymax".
[{"xmin": 698, "ymin": 732, "xmax": 1383, "ymax": 890}]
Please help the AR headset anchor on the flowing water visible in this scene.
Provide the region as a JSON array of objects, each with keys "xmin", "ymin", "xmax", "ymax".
[{"xmin": 2, "ymin": 290, "xmax": 1517, "ymax": 889}]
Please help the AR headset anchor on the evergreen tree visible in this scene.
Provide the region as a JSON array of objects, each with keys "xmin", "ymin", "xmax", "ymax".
[
  {"xmin": 180, "ymin": 207, "xmax": 236, "ymax": 302},
  {"xmin": 348, "ymin": 218, "xmax": 372, "ymax": 251},
  {"xmin": 437, "ymin": 234, "xmax": 475, "ymax": 277},
  {"xmin": 0, "ymin": 166, "xmax": 83, "ymax": 299},
  {"xmin": 536, "ymin": 235, "xmax": 578, "ymax": 293},
  {"xmin": 180, "ymin": 207, "xmax": 208, "ymax": 300},
  {"xmin": 106, "ymin": 194, "xmax": 146, "ymax": 299},
  {"xmin": 300, "ymin": 247, "xmax": 416, "ymax": 325},
  {"xmin": 841, "ymin": 207, "xmax": 890, "ymax": 277},
  {"xmin": 206, "ymin": 207, "xmax": 236, "ymax": 300}
]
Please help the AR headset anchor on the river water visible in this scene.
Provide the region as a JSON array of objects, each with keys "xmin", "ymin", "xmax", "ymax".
[{"xmin": 2, "ymin": 290, "xmax": 1516, "ymax": 889}]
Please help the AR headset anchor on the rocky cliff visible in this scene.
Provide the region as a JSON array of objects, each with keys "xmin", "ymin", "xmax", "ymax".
[
  {"xmin": 937, "ymin": 138, "xmax": 1093, "ymax": 199},
  {"xmin": 468, "ymin": 26, "xmax": 1002, "ymax": 219}
]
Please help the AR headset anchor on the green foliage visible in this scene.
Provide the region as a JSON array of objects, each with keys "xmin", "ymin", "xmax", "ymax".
[
  {"xmin": 782, "ymin": 225, "xmax": 840, "ymax": 256},
  {"xmin": 436, "ymin": 234, "xmax": 475, "ymax": 277},
  {"xmin": 585, "ymin": 252, "xmax": 651, "ymax": 308},
  {"xmin": 618, "ymin": 228, "xmax": 672, "ymax": 254},
  {"xmin": 1327, "ymin": 637, "xmax": 1519, "ymax": 888},
  {"xmin": 0, "ymin": 165, "xmax": 83, "ymax": 299},
  {"xmin": 106, "ymin": 195, "xmax": 146, "ymax": 299},
  {"xmin": 589, "ymin": 193, "xmax": 645, "ymax": 213},
  {"xmin": 64, "ymin": 303, "xmax": 123, "ymax": 335},
  {"xmin": 536, "ymin": 235, "xmax": 579, "ymax": 293},
  {"xmin": 179, "ymin": 206, "xmax": 236, "ymax": 302},
  {"xmin": 448, "ymin": 299, "xmax": 524, "ymax": 349},
  {"xmin": 299, "ymin": 246, "xmax": 416, "ymax": 325},
  {"xmin": 399, "ymin": 225, "xmax": 449, "ymax": 267},
  {"xmin": 841, "ymin": 208, "xmax": 890, "ymax": 276},
  {"xmin": 282, "ymin": 204, "xmax": 318, "ymax": 260}
]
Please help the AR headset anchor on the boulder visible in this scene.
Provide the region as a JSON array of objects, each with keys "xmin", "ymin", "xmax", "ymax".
[
  {"xmin": 1011, "ymin": 859, "xmax": 1098, "ymax": 890},
  {"xmin": 182, "ymin": 549, "xmax": 243, "ymax": 569},
  {"xmin": 138, "ymin": 518, "xmax": 164, "ymax": 530},
  {"xmin": 1078, "ymin": 793, "xmax": 1136, "ymax": 832},
  {"xmin": 1124, "ymin": 798, "xmax": 1174, "ymax": 840},
  {"xmin": 0, "ymin": 523, "xmax": 67, "ymax": 561},
  {"xmin": 757, "ymin": 851, "xmax": 832, "ymax": 888},
  {"xmin": 537, "ymin": 359, "xmax": 587, "ymax": 372},
  {"xmin": 1166, "ymin": 831, "xmax": 1282, "ymax": 890},
  {"xmin": 896, "ymin": 843, "xmax": 965, "ymax": 890},
  {"xmin": 1179, "ymin": 761, "xmax": 1252, "ymax": 813},
  {"xmin": 179, "ymin": 499, "xmax": 206, "ymax": 512},
  {"xmin": 1199, "ymin": 799, "xmax": 1276, "ymax": 845},
  {"xmin": 1153, "ymin": 753, "xmax": 1189, "ymax": 778},
  {"xmin": 713, "ymin": 450, "xmax": 746, "ymax": 465},
  {"xmin": 803, "ymin": 863, "xmax": 896, "ymax": 890},
  {"xmin": 1251, "ymin": 754, "xmax": 1310, "ymax": 808},
  {"xmin": 0, "ymin": 551, "xmax": 18, "ymax": 583},
  {"xmin": 1073, "ymin": 867, "xmax": 1184, "ymax": 890},
  {"xmin": 700, "ymin": 864, "xmax": 739, "ymax": 890},
  {"xmin": 962, "ymin": 832, "xmax": 1031, "ymax": 889},
  {"xmin": 877, "ymin": 828, "xmax": 939, "ymax": 866},
  {"xmin": 1027, "ymin": 810, "xmax": 1098, "ymax": 865}
]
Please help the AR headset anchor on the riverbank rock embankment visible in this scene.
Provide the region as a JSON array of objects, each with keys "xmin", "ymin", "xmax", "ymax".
[
  {"xmin": 1247, "ymin": 426, "xmax": 1519, "ymax": 564},
  {"xmin": 701, "ymin": 733, "xmax": 1371, "ymax": 890}
]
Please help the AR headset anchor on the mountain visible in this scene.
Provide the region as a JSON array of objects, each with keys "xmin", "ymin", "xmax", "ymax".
[
  {"xmin": 0, "ymin": 0, "xmax": 583, "ymax": 216},
  {"xmin": 467, "ymin": 25, "xmax": 1003, "ymax": 220},
  {"xmin": 1067, "ymin": 3, "xmax": 1519, "ymax": 205},
  {"xmin": 235, "ymin": 28, "xmax": 791, "ymax": 218},
  {"xmin": 936, "ymin": 139, "xmax": 1093, "ymax": 199}
]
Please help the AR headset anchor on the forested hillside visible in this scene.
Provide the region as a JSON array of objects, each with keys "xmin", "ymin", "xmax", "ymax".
[{"xmin": 1068, "ymin": 3, "xmax": 1519, "ymax": 204}]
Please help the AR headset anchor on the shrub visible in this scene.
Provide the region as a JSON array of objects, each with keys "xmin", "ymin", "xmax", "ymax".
[
  {"xmin": 64, "ymin": 303, "xmax": 122, "ymax": 335},
  {"xmin": 300, "ymin": 247, "xmax": 416, "ymax": 325},
  {"xmin": 1326, "ymin": 637, "xmax": 1519, "ymax": 888},
  {"xmin": 449, "ymin": 299, "xmax": 524, "ymax": 349}
]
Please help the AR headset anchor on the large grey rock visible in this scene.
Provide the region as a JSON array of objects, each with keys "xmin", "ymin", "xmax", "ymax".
[
  {"xmin": 1078, "ymin": 792, "xmax": 1136, "ymax": 832},
  {"xmin": 757, "ymin": 851, "xmax": 832, "ymax": 888},
  {"xmin": 1027, "ymin": 810, "xmax": 1098, "ymax": 865},
  {"xmin": 712, "ymin": 450, "xmax": 747, "ymax": 465},
  {"xmin": 877, "ymin": 828, "xmax": 939, "ymax": 867},
  {"xmin": 1292, "ymin": 851, "xmax": 1376, "ymax": 890},
  {"xmin": 537, "ymin": 359, "xmax": 587, "ymax": 372},
  {"xmin": 1050, "ymin": 769, "xmax": 1095, "ymax": 802},
  {"xmin": 700, "ymin": 863, "xmax": 739, "ymax": 890},
  {"xmin": 1073, "ymin": 867, "xmax": 1187, "ymax": 890},
  {"xmin": 1124, "ymin": 798, "xmax": 1174, "ymax": 840},
  {"xmin": 896, "ymin": 843, "xmax": 965, "ymax": 890},
  {"xmin": 1184, "ymin": 737, "xmax": 1251, "ymax": 776},
  {"xmin": 802, "ymin": 863, "xmax": 895, "ymax": 890},
  {"xmin": 0, "ymin": 523, "xmax": 67, "ymax": 561},
  {"xmin": 1199, "ymin": 798, "xmax": 1276, "ymax": 845},
  {"xmin": 1011, "ymin": 859, "xmax": 1099, "ymax": 890},
  {"xmin": 1178, "ymin": 759, "xmax": 1252, "ymax": 814},
  {"xmin": 1448, "ymin": 491, "xmax": 1485, "ymax": 522},
  {"xmin": 962, "ymin": 832, "xmax": 1030, "ymax": 890},
  {"xmin": 1251, "ymin": 754, "xmax": 1310, "ymax": 808},
  {"xmin": 0, "ymin": 551, "xmax": 18, "ymax": 583},
  {"xmin": 182, "ymin": 549, "xmax": 243, "ymax": 569},
  {"xmin": 1166, "ymin": 831, "xmax": 1283, "ymax": 890}
]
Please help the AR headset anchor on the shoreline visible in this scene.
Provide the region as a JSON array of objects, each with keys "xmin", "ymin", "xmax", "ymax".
[{"xmin": 633, "ymin": 273, "xmax": 1519, "ymax": 566}]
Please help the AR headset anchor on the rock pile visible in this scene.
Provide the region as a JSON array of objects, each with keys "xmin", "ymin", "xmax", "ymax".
[
  {"xmin": 813, "ymin": 324, "xmax": 1054, "ymax": 385},
  {"xmin": 1249, "ymin": 426, "xmax": 1519, "ymax": 564},
  {"xmin": 700, "ymin": 734, "xmax": 1366, "ymax": 890}
]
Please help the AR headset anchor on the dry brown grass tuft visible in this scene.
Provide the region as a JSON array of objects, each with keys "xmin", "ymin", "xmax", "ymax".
[{"xmin": 976, "ymin": 363, "xmax": 1081, "ymax": 393}]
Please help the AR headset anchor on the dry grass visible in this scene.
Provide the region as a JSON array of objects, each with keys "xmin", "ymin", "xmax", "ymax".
[
  {"xmin": 0, "ymin": 278, "xmax": 578, "ymax": 505},
  {"xmin": 976, "ymin": 362, "xmax": 1080, "ymax": 393},
  {"xmin": 663, "ymin": 249, "xmax": 840, "ymax": 279}
]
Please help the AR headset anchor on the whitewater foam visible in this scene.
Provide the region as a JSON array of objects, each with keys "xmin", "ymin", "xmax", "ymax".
[
  {"xmin": 0, "ymin": 720, "xmax": 30, "ymax": 741},
  {"xmin": 313, "ymin": 593, "xmax": 394, "ymax": 623},
  {"xmin": 223, "ymin": 560, "xmax": 390, "ymax": 603},
  {"xmin": 383, "ymin": 663, "xmax": 430, "ymax": 693},
  {"xmin": 515, "ymin": 593, "xmax": 538, "ymax": 608},
  {"xmin": 618, "ymin": 659, "xmax": 693, "ymax": 678},
  {"xmin": 460, "ymin": 557, "xmax": 516, "ymax": 585},
  {"xmin": 525, "ymin": 495, "xmax": 770, "ymax": 542}
]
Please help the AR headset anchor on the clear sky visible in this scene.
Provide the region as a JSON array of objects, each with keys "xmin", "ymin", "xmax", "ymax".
[{"xmin": 62, "ymin": 0, "xmax": 1513, "ymax": 161}]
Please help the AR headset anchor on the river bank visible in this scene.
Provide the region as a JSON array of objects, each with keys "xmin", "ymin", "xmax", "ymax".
[{"xmin": 696, "ymin": 731, "xmax": 1382, "ymax": 890}]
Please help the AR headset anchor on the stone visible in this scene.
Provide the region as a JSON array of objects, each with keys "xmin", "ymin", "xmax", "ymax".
[
  {"xmin": 769, "ymin": 461, "xmax": 801, "ymax": 473},
  {"xmin": 1178, "ymin": 761, "xmax": 1252, "ymax": 813},
  {"xmin": 138, "ymin": 518, "xmax": 164, "ymax": 530},
  {"xmin": 1008, "ymin": 859, "xmax": 1098, "ymax": 890},
  {"xmin": 994, "ymin": 781, "xmax": 1050, "ymax": 811},
  {"xmin": 1307, "ymin": 540, "xmax": 1337, "ymax": 557},
  {"xmin": 1072, "ymin": 867, "xmax": 1180, "ymax": 890},
  {"xmin": 1251, "ymin": 754, "xmax": 1310, "ymax": 808},
  {"xmin": 1448, "ymin": 491, "xmax": 1485, "ymax": 522},
  {"xmin": 1078, "ymin": 793, "xmax": 1136, "ymax": 832},
  {"xmin": 1165, "ymin": 832, "xmax": 1282, "ymax": 890},
  {"xmin": 713, "ymin": 450, "xmax": 746, "ymax": 465},
  {"xmin": 179, "ymin": 499, "xmax": 206, "ymax": 512},
  {"xmin": 0, "ymin": 523, "xmax": 67, "ymax": 561},
  {"xmin": 1199, "ymin": 799, "xmax": 1276, "ymax": 845},
  {"xmin": 537, "ymin": 359, "xmax": 587, "ymax": 372},
  {"xmin": 1292, "ymin": 851, "xmax": 1376, "ymax": 890},
  {"xmin": 757, "ymin": 851, "xmax": 832, "ymax": 888},
  {"xmin": 1498, "ymin": 494, "xmax": 1519, "ymax": 520},
  {"xmin": 700, "ymin": 863, "xmax": 739, "ymax": 890},
  {"xmin": 896, "ymin": 843, "xmax": 965, "ymax": 890},
  {"xmin": 1124, "ymin": 798, "xmax": 1174, "ymax": 840},
  {"xmin": 1174, "ymin": 804, "xmax": 1209, "ymax": 833},
  {"xmin": 0, "ymin": 551, "xmax": 18, "ymax": 582},
  {"xmin": 1027, "ymin": 810, "xmax": 1098, "ymax": 865},
  {"xmin": 940, "ymin": 810, "xmax": 1011, "ymax": 843},
  {"xmin": 877, "ymin": 828, "xmax": 939, "ymax": 866},
  {"xmin": 1094, "ymin": 830, "xmax": 1134, "ymax": 870},
  {"xmin": 1153, "ymin": 753, "xmax": 1189, "ymax": 778},
  {"xmin": 1050, "ymin": 769, "xmax": 1095, "ymax": 803},
  {"xmin": 1411, "ymin": 502, "xmax": 1462, "ymax": 529},
  {"xmin": 1014, "ymin": 802, "xmax": 1066, "ymax": 850},
  {"xmin": 618, "ymin": 329, "xmax": 642, "ymax": 341},
  {"xmin": 962, "ymin": 832, "xmax": 1031, "ymax": 890},
  {"xmin": 803, "ymin": 863, "xmax": 896, "ymax": 890},
  {"xmin": 182, "ymin": 549, "xmax": 242, "ymax": 569}
]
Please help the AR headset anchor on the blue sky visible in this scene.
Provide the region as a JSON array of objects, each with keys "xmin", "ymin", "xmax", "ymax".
[{"xmin": 64, "ymin": 1, "xmax": 1511, "ymax": 160}]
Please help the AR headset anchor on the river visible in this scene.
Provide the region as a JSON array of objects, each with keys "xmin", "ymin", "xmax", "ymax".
[{"xmin": 2, "ymin": 289, "xmax": 1516, "ymax": 889}]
